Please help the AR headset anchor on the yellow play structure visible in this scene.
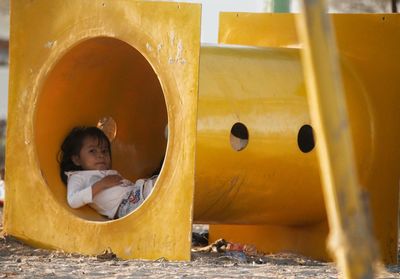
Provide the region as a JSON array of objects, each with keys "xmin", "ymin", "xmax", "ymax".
[{"xmin": 3, "ymin": 0, "xmax": 400, "ymax": 277}]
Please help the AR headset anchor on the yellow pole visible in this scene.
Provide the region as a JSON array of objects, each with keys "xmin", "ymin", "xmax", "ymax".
[{"xmin": 296, "ymin": 1, "xmax": 377, "ymax": 278}]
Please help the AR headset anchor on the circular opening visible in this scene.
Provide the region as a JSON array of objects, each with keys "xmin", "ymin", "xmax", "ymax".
[
  {"xmin": 230, "ymin": 122, "xmax": 249, "ymax": 151},
  {"xmin": 297, "ymin": 124, "xmax": 315, "ymax": 153},
  {"xmin": 35, "ymin": 37, "xmax": 167, "ymax": 221}
]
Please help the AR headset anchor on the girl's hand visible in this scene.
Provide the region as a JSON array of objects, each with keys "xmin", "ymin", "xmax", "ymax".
[
  {"xmin": 99, "ymin": 175, "xmax": 123, "ymax": 187},
  {"xmin": 92, "ymin": 175, "xmax": 123, "ymax": 197}
]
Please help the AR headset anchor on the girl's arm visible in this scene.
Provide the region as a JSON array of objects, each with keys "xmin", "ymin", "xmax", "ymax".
[
  {"xmin": 67, "ymin": 174, "xmax": 93, "ymax": 208},
  {"xmin": 67, "ymin": 174, "xmax": 123, "ymax": 208},
  {"xmin": 91, "ymin": 175, "xmax": 122, "ymax": 197}
]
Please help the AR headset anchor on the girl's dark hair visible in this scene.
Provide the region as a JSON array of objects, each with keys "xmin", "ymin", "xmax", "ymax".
[{"xmin": 59, "ymin": 126, "xmax": 111, "ymax": 185}]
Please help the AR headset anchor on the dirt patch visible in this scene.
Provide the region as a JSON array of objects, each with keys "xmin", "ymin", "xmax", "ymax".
[{"xmin": 0, "ymin": 208, "xmax": 399, "ymax": 278}]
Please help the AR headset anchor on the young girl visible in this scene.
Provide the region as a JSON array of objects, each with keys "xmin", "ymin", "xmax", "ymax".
[{"xmin": 59, "ymin": 126, "xmax": 157, "ymax": 219}]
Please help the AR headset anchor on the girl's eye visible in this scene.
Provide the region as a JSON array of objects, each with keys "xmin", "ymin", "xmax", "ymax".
[{"xmin": 89, "ymin": 149, "xmax": 96, "ymax": 153}]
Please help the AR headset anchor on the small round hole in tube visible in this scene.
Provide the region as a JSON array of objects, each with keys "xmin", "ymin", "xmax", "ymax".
[
  {"xmin": 297, "ymin": 124, "xmax": 315, "ymax": 153},
  {"xmin": 230, "ymin": 122, "xmax": 249, "ymax": 151}
]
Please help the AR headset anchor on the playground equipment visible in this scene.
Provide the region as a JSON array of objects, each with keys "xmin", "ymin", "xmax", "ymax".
[
  {"xmin": 4, "ymin": 0, "xmax": 400, "ymax": 272},
  {"xmin": 5, "ymin": 0, "xmax": 200, "ymax": 260},
  {"xmin": 210, "ymin": 11, "xmax": 400, "ymax": 267}
]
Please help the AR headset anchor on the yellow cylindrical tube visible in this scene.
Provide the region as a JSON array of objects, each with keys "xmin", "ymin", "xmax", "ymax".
[
  {"xmin": 35, "ymin": 42, "xmax": 373, "ymax": 228},
  {"xmin": 194, "ymin": 45, "xmax": 373, "ymax": 226}
]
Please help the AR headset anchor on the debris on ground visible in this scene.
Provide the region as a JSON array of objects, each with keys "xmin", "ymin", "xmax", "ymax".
[{"xmin": 96, "ymin": 248, "xmax": 117, "ymax": 261}]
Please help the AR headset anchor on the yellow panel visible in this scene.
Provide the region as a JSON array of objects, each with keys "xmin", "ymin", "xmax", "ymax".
[
  {"xmin": 215, "ymin": 13, "xmax": 400, "ymax": 264},
  {"xmin": 4, "ymin": 0, "xmax": 200, "ymax": 260},
  {"xmin": 219, "ymin": 13, "xmax": 298, "ymax": 47}
]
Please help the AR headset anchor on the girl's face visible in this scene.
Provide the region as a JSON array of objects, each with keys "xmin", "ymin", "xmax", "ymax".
[{"xmin": 72, "ymin": 136, "xmax": 111, "ymax": 170}]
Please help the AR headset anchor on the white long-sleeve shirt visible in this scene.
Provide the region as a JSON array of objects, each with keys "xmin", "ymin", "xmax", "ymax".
[{"xmin": 66, "ymin": 170, "xmax": 148, "ymax": 219}]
